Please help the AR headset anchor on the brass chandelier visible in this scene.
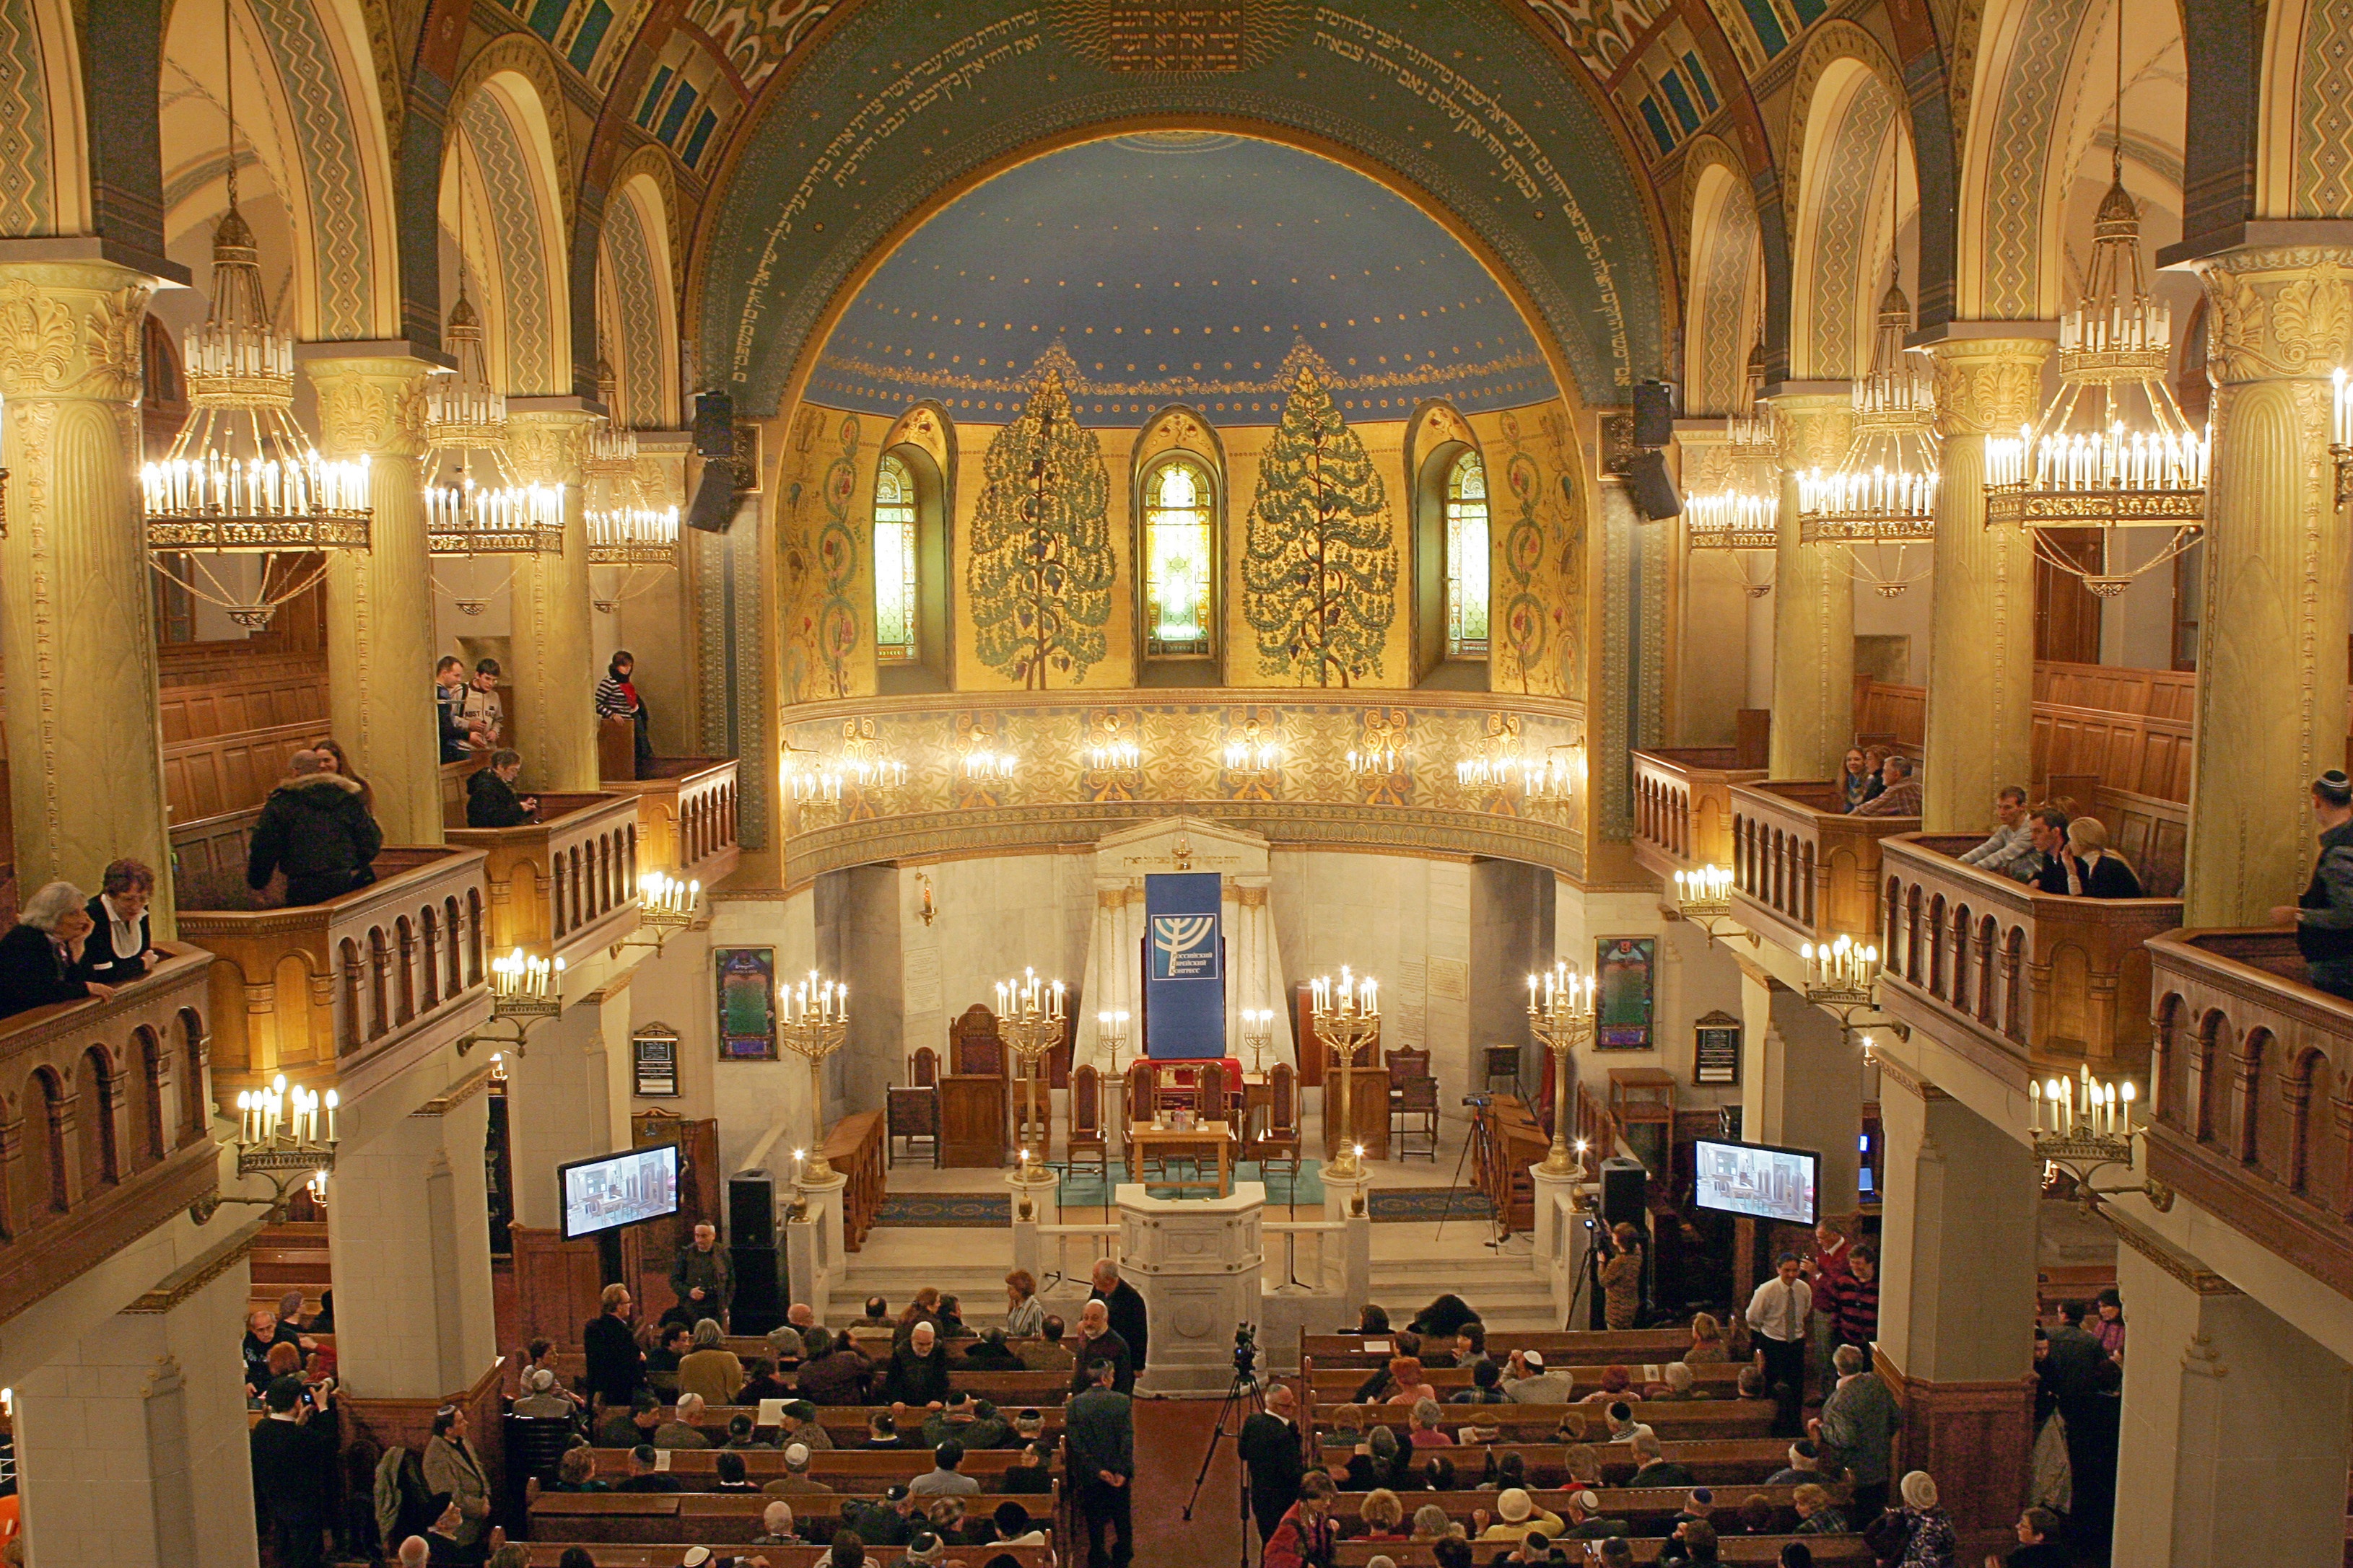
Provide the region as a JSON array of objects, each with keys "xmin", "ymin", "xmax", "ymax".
[
  {"xmin": 1982, "ymin": 27, "xmax": 2205, "ymax": 597},
  {"xmin": 141, "ymin": 0, "xmax": 370, "ymax": 629},
  {"xmin": 584, "ymin": 360, "xmax": 680, "ymax": 614},
  {"xmin": 1797, "ymin": 266, "xmax": 1939, "ymax": 599},
  {"xmin": 1682, "ymin": 344, "xmax": 1778, "ymax": 597}
]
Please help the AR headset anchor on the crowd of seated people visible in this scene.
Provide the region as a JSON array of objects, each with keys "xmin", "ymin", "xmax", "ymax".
[{"xmin": 1949, "ymin": 788, "xmax": 2148, "ymax": 900}]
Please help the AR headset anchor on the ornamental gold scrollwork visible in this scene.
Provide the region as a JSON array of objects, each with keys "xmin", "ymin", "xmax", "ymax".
[
  {"xmin": 1928, "ymin": 339, "xmax": 2051, "ymax": 437},
  {"xmin": 1771, "ymin": 398, "xmax": 1853, "ymax": 473},
  {"xmin": 0, "ymin": 279, "xmax": 149, "ymax": 400},
  {"xmin": 507, "ymin": 411, "xmax": 595, "ymax": 486},
  {"xmin": 2196, "ymin": 247, "xmax": 2353, "ymax": 385},
  {"xmin": 310, "ymin": 366, "xmax": 429, "ymax": 458}
]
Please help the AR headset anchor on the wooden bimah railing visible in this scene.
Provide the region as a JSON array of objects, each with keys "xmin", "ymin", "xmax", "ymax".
[
  {"xmin": 2147, "ymin": 929, "xmax": 2353, "ymax": 1300},
  {"xmin": 821, "ymin": 1109, "xmax": 884, "ymax": 1251},
  {"xmin": 1876, "ymin": 835, "xmax": 2181, "ymax": 1080},
  {"xmin": 1730, "ymin": 781, "xmax": 1917, "ymax": 950}
]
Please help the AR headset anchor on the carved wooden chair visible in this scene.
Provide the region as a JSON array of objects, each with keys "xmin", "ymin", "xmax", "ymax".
[
  {"xmin": 887, "ymin": 1083, "xmax": 939, "ymax": 1168},
  {"xmin": 1388, "ymin": 1046, "xmax": 1439, "ymax": 1161},
  {"xmin": 1253, "ymin": 1061, "xmax": 1303, "ymax": 1191},
  {"xmin": 912, "ymin": 1046, "xmax": 939, "ymax": 1087},
  {"xmin": 1065, "ymin": 1064, "xmax": 1108, "ymax": 1188},
  {"xmin": 1123, "ymin": 1058, "xmax": 1159, "ymax": 1181}
]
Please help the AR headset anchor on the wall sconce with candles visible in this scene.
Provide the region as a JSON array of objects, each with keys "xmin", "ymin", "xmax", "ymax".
[
  {"xmin": 1667, "ymin": 864, "xmax": 1752, "ymax": 947},
  {"xmin": 2028, "ymin": 1066, "xmax": 2173, "ymax": 1214},
  {"xmin": 458, "ymin": 947, "xmax": 567, "ymax": 1056},
  {"xmin": 191, "ymin": 1072, "xmax": 340, "ymax": 1224},
  {"xmin": 916, "ymin": 872, "xmax": 936, "ymax": 927},
  {"xmin": 609, "ymin": 871, "xmax": 704, "ymax": 958},
  {"xmin": 1798, "ymin": 936, "xmax": 1907, "ymax": 1044},
  {"xmin": 1348, "ymin": 709, "xmax": 1409, "ymax": 780},
  {"xmin": 1084, "ymin": 712, "xmax": 1143, "ymax": 774},
  {"xmin": 963, "ymin": 735, "xmax": 1018, "ymax": 784},
  {"xmin": 1223, "ymin": 714, "xmax": 1280, "ymax": 778}
]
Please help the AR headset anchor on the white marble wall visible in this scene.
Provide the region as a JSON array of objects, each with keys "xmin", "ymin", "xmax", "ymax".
[{"xmin": 1267, "ymin": 849, "xmax": 1472, "ymax": 1095}]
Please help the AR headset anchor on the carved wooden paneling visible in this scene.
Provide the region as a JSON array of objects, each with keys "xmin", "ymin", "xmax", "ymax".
[
  {"xmin": 601, "ymin": 758, "xmax": 741, "ymax": 886},
  {"xmin": 510, "ymin": 1223, "xmax": 606, "ymax": 1351},
  {"xmin": 339, "ymin": 1357, "xmax": 505, "ymax": 1518},
  {"xmin": 1631, "ymin": 748, "xmax": 1768, "ymax": 878},
  {"xmin": 445, "ymin": 794, "xmax": 642, "ymax": 965},
  {"xmin": 1731, "ymin": 780, "xmax": 1916, "ymax": 948},
  {"xmin": 1879, "ymin": 1348, "xmax": 2035, "ymax": 1562}
]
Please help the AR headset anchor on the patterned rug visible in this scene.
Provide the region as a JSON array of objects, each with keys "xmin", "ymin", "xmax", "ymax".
[{"xmin": 871, "ymin": 1178, "xmax": 1493, "ymax": 1227}]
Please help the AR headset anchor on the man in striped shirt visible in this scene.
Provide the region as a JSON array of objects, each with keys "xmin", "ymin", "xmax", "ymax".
[{"xmin": 1816, "ymin": 1244, "xmax": 1880, "ymax": 1354}]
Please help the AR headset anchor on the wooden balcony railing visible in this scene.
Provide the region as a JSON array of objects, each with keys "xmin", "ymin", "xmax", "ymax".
[
  {"xmin": 445, "ymin": 792, "xmax": 642, "ymax": 964},
  {"xmin": 1876, "ymin": 835, "xmax": 2182, "ymax": 1080},
  {"xmin": 2147, "ymin": 929, "xmax": 2353, "ymax": 1299},
  {"xmin": 1631, "ymin": 748, "xmax": 1766, "ymax": 881},
  {"xmin": 1730, "ymin": 781, "xmax": 1918, "ymax": 950},
  {"xmin": 602, "ymin": 758, "xmax": 741, "ymax": 886},
  {"xmin": 178, "ymin": 846, "xmax": 494, "ymax": 1098},
  {"xmin": 0, "ymin": 947, "xmax": 222, "ymax": 1320}
]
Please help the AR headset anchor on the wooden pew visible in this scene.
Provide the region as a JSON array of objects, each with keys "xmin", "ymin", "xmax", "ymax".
[
  {"xmin": 531, "ymin": 1493, "xmax": 1052, "ymax": 1545},
  {"xmin": 517, "ymin": 1547, "xmax": 1056, "ymax": 1568},
  {"xmin": 550, "ymin": 1353, "xmax": 1074, "ymax": 1403},
  {"xmin": 647, "ymin": 1404, "xmax": 1069, "ymax": 1445},
  {"xmin": 1309, "ymin": 1363, "xmax": 1745, "ymax": 1396},
  {"xmin": 1302, "ymin": 1331, "xmax": 1693, "ymax": 1367},
  {"xmin": 1333, "ymin": 1538, "xmax": 1867, "ymax": 1565},
  {"xmin": 1320, "ymin": 1485, "xmax": 1846, "ymax": 1533},
  {"xmin": 1340, "ymin": 1401, "xmax": 1773, "ymax": 1440},
  {"xmin": 587, "ymin": 1450, "xmax": 1049, "ymax": 1481},
  {"xmin": 1316, "ymin": 1440, "xmax": 1804, "ymax": 1489}
]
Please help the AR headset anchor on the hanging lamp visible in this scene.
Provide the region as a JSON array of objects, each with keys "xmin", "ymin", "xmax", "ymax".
[
  {"xmin": 424, "ymin": 123, "xmax": 562, "ymax": 570},
  {"xmin": 584, "ymin": 358, "xmax": 680, "ymax": 613},
  {"xmin": 140, "ymin": 0, "xmax": 370, "ymax": 628},
  {"xmin": 1683, "ymin": 343, "xmax": 1779, "ymax": 597},
  {"xmin": 1983, "ymin": 24, "xmax": 2205, "ymax": 596}
]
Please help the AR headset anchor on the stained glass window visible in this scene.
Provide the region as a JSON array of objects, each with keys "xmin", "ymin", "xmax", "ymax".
[
  {"xmin": 874, "ymin": 454, "xmax": 918, "ymax": 663},
  {"xmin": 1446, "ymin": 451, "xmax": 1490, "ymax": 658},
  {"xmin": 1144, "ymin": 457, "xmax": 1214, "ymax": 657}
]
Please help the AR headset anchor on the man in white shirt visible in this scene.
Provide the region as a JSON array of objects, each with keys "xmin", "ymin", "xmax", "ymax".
[
  {"xmin": 1745, "ymin": 1253, "xmax": 1811, "ymax": 1437},
  {"xmin": 1958, "ymin": 787, "xmax": 2038, "ymax": 880},
  {"xmin": 1501, "ymin": 1349, "xmax": 1575, "ymax": 1404}
]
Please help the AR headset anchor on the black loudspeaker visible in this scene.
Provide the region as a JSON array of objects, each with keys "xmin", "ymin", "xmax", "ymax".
[
  {"xmin": 1633, "ymin": 380, "xmax": 1677, "ymax": 447},
  {"xmin": 1599, "ymin": 1156, "xmax": 1649, "ymax": 1229},
  {"xmin": 729, "ymin": 1169, "xmax": 776, "ymax": 1249},
  {"xmin": 1628, "ymin": 450, "xmax": 1682, "ymax": 520},
  {"xmin": 684, "ymin": 462, "xmax": 739, "ymax": 533},
  {"xmin": 693, "ymin": 390, "xmax": 736, "ymax": 457},
  {"xmin": 731, "ymin": 1244, "xmax": 785, "ymax": 1336}
]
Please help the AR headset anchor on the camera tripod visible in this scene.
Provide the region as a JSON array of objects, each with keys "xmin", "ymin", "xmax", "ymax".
[{"xmin": 1181, "ymin": 1333, "xmax": 1264, "ymax": 1568}]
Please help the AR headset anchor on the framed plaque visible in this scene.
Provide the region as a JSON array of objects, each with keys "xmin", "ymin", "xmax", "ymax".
[
  {"xmin": 1693, "ymin": 1009, "xmax": 1742, "ymax": 1085},
  {"xmin": 717, "ymin": 947, "xmax": 779, "ymax": 1060},
  {"xmin": 634, "ymin": 1026, "xmax": 681, "ymax": 1097},
  {"xmin": 1594, "ymin": 937, "xmax": 1656, "ymax": 1050}
]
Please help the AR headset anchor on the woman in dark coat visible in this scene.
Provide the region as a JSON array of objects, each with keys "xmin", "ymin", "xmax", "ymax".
[
  {"xmin": 0, "ymin": 882, "xmax": 105, "ymax": 1017},
  {"xmin": 76, "ymin": 858, "xmax": 160, "ymax": 986}
]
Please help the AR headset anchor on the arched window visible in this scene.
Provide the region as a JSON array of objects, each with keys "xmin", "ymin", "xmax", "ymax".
[
  {"xmin": 874, "ymin": 452, "xmax": 920, "ymax": 664},
  {"xmin": 1444, "ymin": 451, "xmax": 1490, "ymax": 658},
  {"xmin": 1143, "ymin": 455, "xmax": 1215, "ymax": 661}
]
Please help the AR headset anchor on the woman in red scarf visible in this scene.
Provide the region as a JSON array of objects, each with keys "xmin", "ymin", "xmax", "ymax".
[{"xmin": 1262, "ymin": 1472, "xmax": 1338, "ymax": 1568}]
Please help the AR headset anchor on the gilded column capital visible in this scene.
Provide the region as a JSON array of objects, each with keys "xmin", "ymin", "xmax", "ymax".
[
  {"xmin": 305, "ymin": 356, "xmax": 432, "ymax": 460},
  {"xmin": 2192, "ymin": 243, "xmax": 2353, "ymax": 386},
  {"xmin": 507, "ymin": 406, "xmax": 596, "ymax": 486},
  {"xmin": 0, "ymin": 260, "xmax": 152, "ymax": 403},
  {"xmin": 1926, "ymin": 337, "xmax": 2051, "ymax": 437},
  {"xmin": 1765, "ymin": 391, "xmax": 1852, "ymax": 473}
]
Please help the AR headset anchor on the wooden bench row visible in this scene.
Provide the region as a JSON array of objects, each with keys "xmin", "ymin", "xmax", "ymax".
[
  {"xmin": 515, "ymin": 1547, "xmax": 1055, "ymax": 1568},
  {"xmin": 1303, "ymin": 1331, "xmax": 1695, "ymax": 1367},
  {"xmin": 1333, "ymin": 1538, "xmax": 1867, "ymax": 1566},
  {"xmin": 1322, "ymin": 1485, "xmax": 1844, "ymax": 1533},
  {"xmin": 1335, "ymin": 1401, "xmax": 1774, "ymax": 1439},
  {"xmin": 1310, "ymin": 1363, "xmax": 1745, "ymax": 1395},
  {"xmin": 642, "ymin": 1406, "xmax": 1068, "ymax": 1443},
  {"xmin": 561, "ymin": 1360, "xmax": 1076, "ymax": 1401},
  {"xmin": 1319, "ymin": 1440, "xmax": 1811, "ymax": 1489},
  {"xmin": 584, "ymin": 1450, "xmax": 1049, "ymax": 1479},
  {"xmin": 531, "ymin": 1494, "xmax": 1054, "ymax": 1546}
]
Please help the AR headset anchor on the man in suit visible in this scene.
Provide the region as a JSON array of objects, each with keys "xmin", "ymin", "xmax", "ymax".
[
  {"xmin": 1090, "ymin": 1258, "xmax": 1149, "ymax": 1375},
  {"xmin": 1067, "ymin": 1300, "xmax": 1134, "ymax": 1396},
  {"xmin": 1238, "ymin": 1380, "xmax": 1307, "ymax": 1549},
  {"xmin": 250, "ymin": 1375, "xmax": 336, "ymax": 1568},
  {"xmin": 1066, "ymin": 1359, "xmax": 1134, "ymax": 1568},
  {"xmin": 584, "ymin": 1283, "xmax": 645, "ymax": 1409}
]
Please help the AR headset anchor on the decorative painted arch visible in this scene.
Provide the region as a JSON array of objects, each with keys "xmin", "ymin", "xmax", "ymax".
[
  {"xmin": 0, "ymin": 0, "xmax": 92, "ymax": 235},
  {"xmin": 1788, "ymin": 43, "xmax": 1912, "ymax": 382},
  {"xmin": 1683, "ymin": 148, "xmax": 1763, "ymax": 416},
  {"xmin": 2258, "ymin": 0, "xmax": 2353, "ymax": 219},
  {"xmin": 448, "ymin": 67, "xmax": 572, "ymax": 396},
  {"xmin": 598, "ymin": 170, "xmax": 680, "ymax": 428}
]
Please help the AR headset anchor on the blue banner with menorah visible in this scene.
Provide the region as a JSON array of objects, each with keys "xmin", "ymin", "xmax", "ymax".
[{"xmin": 1145, "ymin": 872, "xmax": 1225, "ymax": 1059}]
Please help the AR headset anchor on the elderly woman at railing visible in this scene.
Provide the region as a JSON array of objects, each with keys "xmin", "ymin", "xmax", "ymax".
[{"xmin": 0, "ymin": 881, "xmax": 113, "ymax": 1017}]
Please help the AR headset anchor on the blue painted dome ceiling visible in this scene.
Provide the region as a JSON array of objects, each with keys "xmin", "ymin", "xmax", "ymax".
[{"xmin": 806, "ymin": 134, "xmax": 1558, "ymax": 427}]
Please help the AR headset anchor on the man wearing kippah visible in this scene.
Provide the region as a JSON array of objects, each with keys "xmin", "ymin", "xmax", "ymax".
[{"xmin": 2274, "ymin": 770, "xmax": 2353, "ymax": 999}]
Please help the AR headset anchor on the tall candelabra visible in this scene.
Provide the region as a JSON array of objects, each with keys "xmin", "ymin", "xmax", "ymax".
[
  {"xmin": 1240, "ymin": 1007, "xmax": 1276, "ymax": 1074},
  {"xmin": 1311, "ymin": 968, "xmax": 1379, "ymax": 1180},
  {"xmin": 780, "ymin": 972, "xmax": 850, "ymax": 1181},
  {"xmin": 997, "ymin": 968, "xmax": 1065, "ymax": 1171},
  {"xmin": 1527, "ymin": 962, "xmax": 1597, "ymax": 1176}
]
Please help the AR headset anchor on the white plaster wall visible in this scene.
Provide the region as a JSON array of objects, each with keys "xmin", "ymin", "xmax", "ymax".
[
  {"xmin": 893, "ymin": 851, "xmax": 1093, "ymax": 1072},
  {"xmin": 1268, "ymin": 850, "xmax": 1472, "ymax": 1098},
  {"xmin": 2095, "ymin": 526, "xmax": 2182, "ymax": 670}
]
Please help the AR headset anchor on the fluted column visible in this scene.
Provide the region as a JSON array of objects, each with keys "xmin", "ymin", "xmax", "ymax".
[
  {"xmin": 0, "ymin": 259, "xmax": 173, "ymax": 923},
  {"xmin": 2181, "ymin": 247, "xmax": 2353, "ymax": 924},
  {"xmin": 306, "ymin": 352, "xmax": 442, "ymax": 844},
  {"xmin": 507, "ymin": 402, "xmax": 599, "ymax": 792},
  {"xmin": 1767, "ymin": 393, "xmax": 1854, "ymax": 779},
  {"xmin": 1921, "ymin": 337, "xmax": 2051, "ymax": 829}
]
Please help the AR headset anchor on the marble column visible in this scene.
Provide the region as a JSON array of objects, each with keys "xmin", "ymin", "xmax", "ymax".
[
  {"xmin": 1767, "ymin": 393, "xmax": 1855, "ymax": 779},
  {"xmin": 2109, "ymin": 1219, "xmax": 2353, "ymax": 1564},
  {"xmin": 306, "ymin": 350, "xmax": 443, "ymax": 845},
  {"xmin": 2180, "ymin": 246, "xmax": 2353, "ymax": 924},
  {"xmin": 0, "ymin": 258, "xmax": 174, "ymax": 924},
  {"xmin": 507, "ymin": 400, "xmax": 601, "ymax": 792},
  {"xmin": 14, "ymin": 1244, "xmax": 257, "ymax": 1568},
  {"xmin": 1871, "ymin": 1057, "xmax": 2038, "ymax": 1558},
  {"xmin": 1747, "ymin": 985, "xmax": 1862, "ymax": 1222},
  {"xmin": 1921, "ymin": 337, "xmax": 2052, "ymax": 831},
  {"xmin": 505, "ymin": 981, "xmax": 633, "ymax": 1231}
]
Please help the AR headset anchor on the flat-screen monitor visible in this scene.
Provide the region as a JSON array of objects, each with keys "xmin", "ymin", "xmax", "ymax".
[
  {"xmin": 1691, "ymin": 1136, "xmax": 1819, "ymax": 1227},
  {"xmin": 559, "ymin": 1143, "xmax": 681, "ymax": 1241}
]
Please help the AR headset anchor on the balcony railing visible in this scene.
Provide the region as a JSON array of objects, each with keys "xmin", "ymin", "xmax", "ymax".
[
  {"xmin": 178, "ymin": 846, "xmax": 494, "ymax": 1098},
  {"xmin": 0, "ymin": 947, "xmax": 221, "ymax": 1320},
  {"xmin": 601, "ymin": 758, "xmax": 740, "ymax": 886},
  {"xmin": 1730, "ymin": 780, "xmax": 1917, "ymax": 950},
  {"xmin": 445, "ymin": 792, "xmax": 642, "ymax": 964},
  {"xmin": 1877, "ymin": 835, "xmax": 2182, "ymax": 1079},
  {"xmin": 2147, "ymin": 929, "xmax": 2353, "ymax": 1299},
  {"xmin": 1632, "ymin": 748, "xmax": 1767, "ymax": 880}
]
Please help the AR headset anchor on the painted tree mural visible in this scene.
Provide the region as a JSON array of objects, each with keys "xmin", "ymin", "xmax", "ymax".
[
  {"xmin": 1242, "ymin": 363, "xmax": 1396, "ymax": 686},
  {"xmin": 966, "ymin": 368, "xmax": 1116, "ymax": 688}
]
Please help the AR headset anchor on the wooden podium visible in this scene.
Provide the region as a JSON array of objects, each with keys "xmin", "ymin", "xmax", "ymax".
[
  {"xmin": 938, "ymin": 1075, "xmax": 1008, "ymax": 1168},
  {"xmin": 1321, "ymin": 1063, "xmax": 1391, "ymax": 1163}
]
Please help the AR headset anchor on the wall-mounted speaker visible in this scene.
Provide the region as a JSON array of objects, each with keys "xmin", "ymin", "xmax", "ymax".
[
  {"xmin": 1628, "ymin": 450, "xmax": 1682, "ymax": 520},
  {"xmin": 1633, "ymin": 380, "xmax": 1677, "ymax": 447},
  {"xmin": 693, "ymin": 390, "xmax": 736, "ymax": 457},
  {"xmin": 684, "ymin": 463, "xmax": 739, "ymax": 534}
]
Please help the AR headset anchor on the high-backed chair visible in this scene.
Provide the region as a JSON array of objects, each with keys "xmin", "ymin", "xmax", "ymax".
[
  {"xmin": 1389, "ymin": 1046, "xmax": 1439, "ymax": 1160},
  {"xmin": 1066, "ymin": 1064, "xmax": 1108, "ymax": 1188},
  {"xmin": 912, "ymin": 1046, "xmax": 939, "ymax": 1086},
  {"xmin": 887, "ymin": 1079, "xmax": 940, "ymax": 1168},
  {"xmin": 1254, "ymin": 1061, "xmax": 1302, "ymax": 1188},
  {"xmin": 1124, "ymin": 1058, "xmax": 1156, "ymax": 1180}
]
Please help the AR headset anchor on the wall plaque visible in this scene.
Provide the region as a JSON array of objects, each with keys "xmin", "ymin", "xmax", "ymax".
[
  {"xmin": 1693, "ymin": 1009, "xmax": 1741, "ymax": 1085},
  {"xmin": 634, "ymin": 1026, "xmax": 681, "ymax": 1097}
]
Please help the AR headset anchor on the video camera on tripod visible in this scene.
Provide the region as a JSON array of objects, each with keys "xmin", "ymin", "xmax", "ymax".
[{"xmin": 1233, "ymin": 1321, "xmax": 1259, "ymax": 1377}]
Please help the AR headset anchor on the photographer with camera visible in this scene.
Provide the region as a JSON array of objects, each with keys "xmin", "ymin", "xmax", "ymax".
[
  {"xmin": 1239, "ymin": 1378, "xmax": 1307, "ymax": 1550},
  {"xmin": 1597, "ymin": 1222, "xmax": 1646, "ymax": 1330}
]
